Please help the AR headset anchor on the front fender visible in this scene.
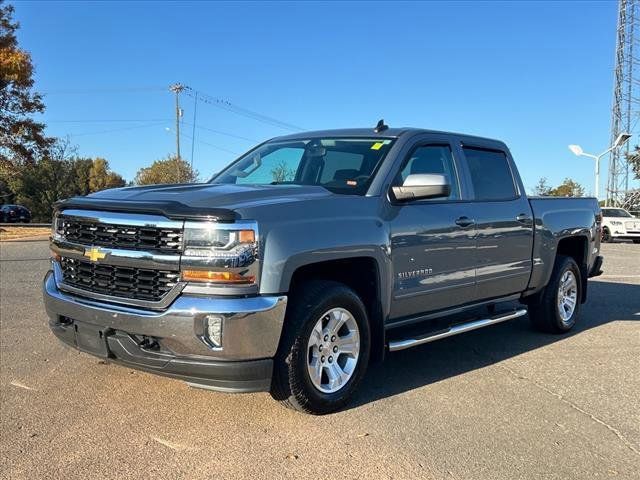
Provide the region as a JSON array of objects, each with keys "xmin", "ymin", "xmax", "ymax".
[{"xmin": 258, "ymin": 215, "xmax": 392, "ymax": 316}]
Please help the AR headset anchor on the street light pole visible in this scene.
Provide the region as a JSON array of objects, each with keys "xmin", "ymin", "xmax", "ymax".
[{"xmin": 568, "ymin": 132, "xmax": 632, "ymax": 202}]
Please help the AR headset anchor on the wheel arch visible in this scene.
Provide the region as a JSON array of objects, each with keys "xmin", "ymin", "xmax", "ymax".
[
  {"xmin": 556, "ymin": 235, "xmax": 589, "ymax": 303},
  {"xmin": 285, "ymin": 256, "xmax": 388, "ymax": 364}
]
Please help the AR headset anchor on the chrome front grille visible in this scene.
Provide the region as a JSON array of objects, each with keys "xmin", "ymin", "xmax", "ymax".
[
  {"xmin": 58, "ymin": 216, "xmax": 183, "ymax": 253},
  {"xmin": 625, "ymin": 221, "xmax": 640, "ymax": 232},
  {"xmin": 60, "ymin": 256, "xmax": 179, "ymax": 302}
]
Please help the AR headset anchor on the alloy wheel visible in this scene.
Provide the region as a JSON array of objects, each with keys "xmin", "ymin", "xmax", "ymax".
[
  {"xmin": 557, "ymin": 270, "xmax": 578, "ymax": 324},
  {"xmin": 306, "ymin": 307, "xmax": 360, "ymax": 394}
]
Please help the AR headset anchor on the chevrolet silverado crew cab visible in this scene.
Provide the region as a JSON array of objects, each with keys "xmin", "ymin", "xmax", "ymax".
[{"xmin": 44, "ymin": 123, "xmax": 603, "ymax": 414}]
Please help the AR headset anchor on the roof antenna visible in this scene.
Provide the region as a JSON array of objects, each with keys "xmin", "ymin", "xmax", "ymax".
[{"xmin": 374, "ymin": 119, "xmax": 388, "ymax": 133}]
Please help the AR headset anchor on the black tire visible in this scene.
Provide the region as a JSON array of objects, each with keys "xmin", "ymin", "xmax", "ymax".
[
  {"xmin": 270, "ymin": 280, "xmax": 371, "ymax": 415},
  {"xmin": 633, "ymin": 239, "xmax": 640, "ymax": 244},
  {"xmin": 602, "ymin": 227, "xmax": 612, "ymax": 243},
  {"xmin": 529, "ymin": 255, "xmax": 582, "ymax": 334}
]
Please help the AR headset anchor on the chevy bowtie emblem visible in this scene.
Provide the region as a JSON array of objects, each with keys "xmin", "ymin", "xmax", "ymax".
[{"xmin": 84, "ymin": 246, "xmax": 107, "ymax": 262}]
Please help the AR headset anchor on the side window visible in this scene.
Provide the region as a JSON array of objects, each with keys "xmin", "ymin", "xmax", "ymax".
[
  {"xmin": 236, "ymin": 147, "xmax": 304, "ymax": 184},
  {"xmin": 463, "ymin": 147, "xmax": 517, "ymax": 200},
  {"xmin": 397, "ymin": 145, "xmax": 460, "ymax": 200}
]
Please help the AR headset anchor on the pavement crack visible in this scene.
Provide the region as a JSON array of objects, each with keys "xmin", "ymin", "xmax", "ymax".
[
  {"xmin": 471, "ymin": 347, "xmax": 640, "ymax": 457},
  {"xmin": 151, "ymin": 436, "xmax": 195, "ymax": 452},
  {"xmin": 9, "ymin": 380, "xmax": 36, "ymax": 391}
]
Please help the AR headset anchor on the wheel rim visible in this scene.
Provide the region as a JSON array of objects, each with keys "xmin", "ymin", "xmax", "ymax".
[
  {"xmin": 557, "ymin": 270, "xmax": 578, "ymax": 324},
  {"xmin": 306, "ymin": 307, "xmax": 360, "ymax": 394}
]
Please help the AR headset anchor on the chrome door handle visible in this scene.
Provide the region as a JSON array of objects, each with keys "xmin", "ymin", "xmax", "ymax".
[{"xmin": 455, "ymin": 216, "xmax": 475, "ymax": 228}]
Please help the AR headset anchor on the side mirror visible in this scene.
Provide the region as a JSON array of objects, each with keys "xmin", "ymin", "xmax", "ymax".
[{"xmin": 391, "ymin": 174, "xmax": 451, "ymax": 202}]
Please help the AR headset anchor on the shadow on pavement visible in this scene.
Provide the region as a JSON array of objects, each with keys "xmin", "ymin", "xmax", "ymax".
[{"xmin": 351, "ymin": 280, "xmax": 640, "ymax": 409}]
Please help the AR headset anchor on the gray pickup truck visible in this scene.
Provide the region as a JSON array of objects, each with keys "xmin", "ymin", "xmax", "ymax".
[{"xmin": 44, "ymin": 123, "xmax": 603, "ymax": 414}]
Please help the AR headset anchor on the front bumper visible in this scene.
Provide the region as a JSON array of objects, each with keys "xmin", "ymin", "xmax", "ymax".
[
  {"xmin": 611, "ymin": 233, "xmax": 640, "ymax": 239},
  {"xmin": 43, "ymin": 270, "xmax": 287, "ymax": 392},
  {"xmin": 609, "ymin": 228, "xmax": 640, "ymax": 238}
]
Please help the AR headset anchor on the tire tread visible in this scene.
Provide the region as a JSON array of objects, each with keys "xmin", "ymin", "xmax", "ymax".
[
  {"xmin": 270, "ymin": 280, "xmax": 369, "ymax": 414},
  {"xmin": 529, "ymin": 255, "xmax": 581, "ymax": 334}
]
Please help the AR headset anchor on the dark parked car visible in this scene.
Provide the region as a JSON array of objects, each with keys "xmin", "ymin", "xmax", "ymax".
[{"xmin": 0, "ymin": 204, "xmax": 31, "ymax": 223}]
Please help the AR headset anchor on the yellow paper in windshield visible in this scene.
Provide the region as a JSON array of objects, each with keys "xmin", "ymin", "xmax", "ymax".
[{"xmin": 371, "ymin": 142, "xmax": 384, "ymax": 150}]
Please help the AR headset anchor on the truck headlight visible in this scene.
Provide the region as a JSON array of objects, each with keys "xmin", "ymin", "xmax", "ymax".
[
  {"xmin": 51, "ymin": 212, "xmax": 63, "ymax": 241},
  {"xmin": 181, "ymin": 221, "xmax": 259, "ymax": 285}
]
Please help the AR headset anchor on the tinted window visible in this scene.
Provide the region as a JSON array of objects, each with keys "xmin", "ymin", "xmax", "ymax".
[
  {"xmin": 397, "ymin": 145, "xmax": 459, "ymax": 200},
  {"xmin": 602, "ymin": 208, "xmax": 632, "ymax": 218},
  {"xmin": 464, "ymin": 148, "xmax": 517, "ymax": 200},
  {"xmin": 319, "ymin": 151, "xmax": 365, "ymax": 183},
  {"xmin": 236, "ymin": 147, "xmax": 304, "ymax": 185},
  {"xmin": 213, "ymin": 138, "xmax": 394, "ymax": 195}
]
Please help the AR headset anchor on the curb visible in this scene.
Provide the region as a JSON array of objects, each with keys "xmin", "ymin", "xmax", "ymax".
[{"xmin": 0, "ymin": 235, "xmax": 50, "ymax": 243}]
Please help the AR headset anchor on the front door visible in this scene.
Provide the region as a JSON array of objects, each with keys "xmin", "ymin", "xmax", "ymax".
[{"xmin": 388, "ymin": 141, "xmax": 477, "ymax": 320}]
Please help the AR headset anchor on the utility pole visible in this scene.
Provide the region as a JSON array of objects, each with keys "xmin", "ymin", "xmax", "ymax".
[
  {"xmin": 190, "ymin": 90, "xmax": 198, "ymax": 171},
  {"xmin": 169, "ymin": 83, "xmax": 184, "ymax": 180}
]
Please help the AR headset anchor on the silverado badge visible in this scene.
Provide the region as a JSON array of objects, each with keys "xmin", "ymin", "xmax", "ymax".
[{"xmin": 84, "ymin": 246, "xmax": 107, "ymax": 262}]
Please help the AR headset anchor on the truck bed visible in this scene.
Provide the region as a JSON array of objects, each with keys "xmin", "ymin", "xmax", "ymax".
[{"xmin": 527, "ymin": 196, "xmax": 601, "ymax": 295}]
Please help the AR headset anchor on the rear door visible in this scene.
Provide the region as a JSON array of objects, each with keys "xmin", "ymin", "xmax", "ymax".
[
  {"xmin": 388, "ymin": 134, "xmax": 477, "ymax": 320},
  {"xmin": 457, "ymin": 141, "xmax": 534, "ymax": 300}
]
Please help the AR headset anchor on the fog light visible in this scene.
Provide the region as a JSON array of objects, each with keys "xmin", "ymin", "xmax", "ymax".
[{"xmin": 205, "ymin": 315, "xmax": 223, "ymax": 348}]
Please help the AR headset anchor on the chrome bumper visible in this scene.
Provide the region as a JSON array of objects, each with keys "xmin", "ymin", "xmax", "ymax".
[{"xmin": 43, "ymin": 271, "xmax": 287, "ymax": 391}]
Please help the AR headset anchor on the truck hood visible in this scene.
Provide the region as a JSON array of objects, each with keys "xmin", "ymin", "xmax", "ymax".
[{"xmin": 56, "ymin": 183, "xmax": 333, "ymax": 221}]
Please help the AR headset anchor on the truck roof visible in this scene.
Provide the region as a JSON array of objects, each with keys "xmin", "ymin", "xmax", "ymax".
[{"xmin": 273, "ymin": 127, "xmax": 507, "ymax": 148}]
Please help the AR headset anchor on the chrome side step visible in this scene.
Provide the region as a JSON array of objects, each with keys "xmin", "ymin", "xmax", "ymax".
[{"xmin": 388, "ymin": 308, "xmax": 528, "ymax": 352}]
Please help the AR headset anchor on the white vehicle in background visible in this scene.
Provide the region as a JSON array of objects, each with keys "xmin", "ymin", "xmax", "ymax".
[{"xmin": 601, "ymin": 208, "xmax": 640, "ymax": 243}]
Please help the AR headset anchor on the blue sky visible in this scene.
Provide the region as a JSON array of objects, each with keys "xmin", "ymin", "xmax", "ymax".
[{"xmin": 13, "ymin": 0, "xmax": 629, "ymax": 195}]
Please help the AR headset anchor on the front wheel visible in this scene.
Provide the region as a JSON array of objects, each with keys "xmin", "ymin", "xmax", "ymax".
[
  {"xmin": 270, "ymin": 281, "xmax": 370, "ymax": 414},
  {"xmin": 602, "ymin": 227, "xmax": 612, "ymax": 243},
  {"xmin": 529, "ymin": 255, "xmax": 582, "ymax": 334}
]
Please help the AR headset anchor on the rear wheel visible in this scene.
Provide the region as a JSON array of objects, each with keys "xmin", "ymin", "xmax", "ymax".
[
  {"xmin": 529, "ymin": 255, "xmax": 582, "ymax": 334},
  {"xmin": 270, "ymin": 281, "xmax": 370, "ymax": 414}
]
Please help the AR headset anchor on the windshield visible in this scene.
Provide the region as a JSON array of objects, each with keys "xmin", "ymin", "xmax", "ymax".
[
  {"xmin": 211, "ymin": 137, "xmax": 395, "ymax": 195},
  {"xmin": 602, "ymin": 208, "xmax": 633, "ymax": 218}
]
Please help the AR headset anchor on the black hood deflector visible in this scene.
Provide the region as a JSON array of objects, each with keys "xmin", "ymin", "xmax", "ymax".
[{"xmin": 54, "ymin": 197, "xmax": 238, "ymax": 222}]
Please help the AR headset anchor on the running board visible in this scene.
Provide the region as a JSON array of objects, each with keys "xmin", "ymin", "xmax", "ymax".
[{"xmin": 388, "ymin": 308, "xmax": 528, "ymax": 352}]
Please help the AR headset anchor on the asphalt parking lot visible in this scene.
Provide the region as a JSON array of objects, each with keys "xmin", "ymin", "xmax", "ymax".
[{"xmin": 1, "ymin": 241, "xmax": 638, "ymax": 479}]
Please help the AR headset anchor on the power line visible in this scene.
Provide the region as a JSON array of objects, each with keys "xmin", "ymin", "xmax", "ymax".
[
  {"xmin": 179, "ymin": 131, "xmax": 240, "ymax": 155},
  {"xmin": 71, "ymin": 121, "xmax": 166, "ymax": 137},
  {"xmin": 46, "ymin": 119, "xmax": 172, "ymax": 123},
  {"xmin": 180, "ymin": 121, "xmax": 261, "ymax": 143},
  {"xmin": 42, "ymin": 86, "xmax": 166, "ymax": 95},
  {"xmin": 182, "ymin": 86, "xmax": 304, "ymax": 132}
]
